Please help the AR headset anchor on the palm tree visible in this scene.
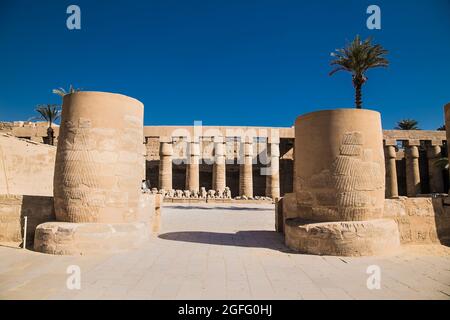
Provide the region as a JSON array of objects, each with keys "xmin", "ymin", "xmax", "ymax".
[
  {"xmin": 329, "ymin": 35, "xmax": 389, "ymax": 109},
  {"xmin": 434, "ymin": 157, "xmax": 449, "ymax": 170},
  {"xmin": 34, "ymin": 104, "xmax": 61, "ymax": 146},
  {"xmin": 437, "ymin": 125, "xmax": 446, "ymax": 131},
  {"xmin": 52, "ymin": 84, "xmax": 81, "ymax": 97},
  {"xmin": 395, "ymin": 119, "xmax": 420, "ymax": 130}
]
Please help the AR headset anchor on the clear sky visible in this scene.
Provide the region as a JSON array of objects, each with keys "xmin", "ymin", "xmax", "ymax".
[{"xmin": 0, "ymin": 0, "xmax": 449, "ymax": 129}]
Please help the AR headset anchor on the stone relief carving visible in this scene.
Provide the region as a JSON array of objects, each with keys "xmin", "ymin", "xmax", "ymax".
[{"xmin": 298, "ymin": 131, "xmax": 384, "ymax": 220}]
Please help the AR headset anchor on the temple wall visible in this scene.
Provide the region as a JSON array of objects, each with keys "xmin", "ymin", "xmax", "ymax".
[
  {"xmin": 0, "ymin": 123, "xmax": 447, "ymax": 198},
  {"xmin": 0, "ymin": 194, "xmax": 54, "ymax": 247},
  {"xmin": 0, "ymin": 134, "xmax": 56, "ymax": 196},
  {"xmin": 0, "ymin": 134, "xmax": 56, "ymax": 247},
  {"xmin": 384, "ymin": 197, "xmax": 450, "ymax": 245}
]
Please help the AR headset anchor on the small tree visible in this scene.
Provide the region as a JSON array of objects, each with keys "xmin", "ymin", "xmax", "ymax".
[
  {"xmin": 395, "ymin": 119, "xmax": 420, "ymax": 130},
  {"xmin": 437, "ymin": 125, "xmax": 446, "ymax": 131},
  {"xmin": 329, "ymin": 35, "xmax": 389, "ymax": 109},
  {"xmin": 34, "ymin": 104, "xmax": 61, "ymax": 146}
]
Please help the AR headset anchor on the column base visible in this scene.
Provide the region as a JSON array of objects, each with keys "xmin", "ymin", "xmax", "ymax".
[
  {"xmin": 285, "ymin": 218, "xmax": 400, "ymax": 256},
  {"xmin": 34, "ymin": 221, "xmax": 149, "ymax": 256}
]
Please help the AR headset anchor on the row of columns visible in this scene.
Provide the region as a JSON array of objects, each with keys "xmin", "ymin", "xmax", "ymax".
[
  {"xmin": 158, "ymin": 137, "xmax": 280, "ymax": 199},
  {"xmin": 384, "ymin": 140, "xmax": 445, "ymax": 198}
]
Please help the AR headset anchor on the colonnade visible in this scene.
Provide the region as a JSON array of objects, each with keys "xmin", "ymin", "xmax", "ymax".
[
  {"xmin": 158, "ymin": 136, "xmax": 281, "ymax": 199},
  {"xmin": 384, "ymin": 140, "xmax": 445, "ymax": 198}
]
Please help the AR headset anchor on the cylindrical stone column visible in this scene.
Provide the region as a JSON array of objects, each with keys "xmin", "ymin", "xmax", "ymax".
[
  {"xmin": 265, "ymin": 141, "xmax": 280, "ymax": 200},
  {"xmin": 213, "ymin": 136, "xmax": 226, "ymax": 193},
  {"xmin": 294, "ymin": 109, "xmax": 385, "ymax": 222},
  {"xmin": 444, "ymin": 103, "xmax": 450, "ymax": 193},
  {"xmin": 405, "ymin": 144, "xmax": 421, "ymax": 197},
  {"xmin": 427, "ymin": 144, "xmax": 444, "ymax": 193},
  {"xmin": 159, "ymin": 138, "xmax": 173, "ymax": 191},
  {"xmin": 186, "ymin": 141, "xmax": 200, "ymax": 193},
  {"xmin": 239, "ymin": 139, "xmax": 253, "ymax": 198},
  {"xmin": 384, "ymin": 144, "xmax": 399, "ymax": 198},
  {"xmin": 285, "ymin": 109, "xmax": 400, "ymax": 256},
  {"xmin": 54, "ymin": 91, "xmax": 144, "ymax": 223}
]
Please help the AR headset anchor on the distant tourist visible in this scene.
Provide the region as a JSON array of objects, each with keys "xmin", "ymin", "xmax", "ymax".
[{"xmin": 141, "ymin": 180, "xmax": 150, "ymax": 192}]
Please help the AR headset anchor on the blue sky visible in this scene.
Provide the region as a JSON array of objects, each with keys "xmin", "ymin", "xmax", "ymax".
[{"xmin": 0, "ymin": 0, "xmax": 449, "ymax": 129}]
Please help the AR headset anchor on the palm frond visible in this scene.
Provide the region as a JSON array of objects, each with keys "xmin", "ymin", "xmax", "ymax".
[
  {"xmin": 34, "ymin": 104, "xmax": 61, "ymax": 127},
  {"xmin": 395, "ymin": 119, "xmax": 420, "ymax": 130},
  {"xmin": 329, "ymin": 35, "xmax": 389, "ymax": 79},
  {"xmin": 434, "ymin": 157, "xmax": 449, "ymax": 170},
  {"xmin": 52, "ymin": 85, "xmax": 82, "ymax": 97}
]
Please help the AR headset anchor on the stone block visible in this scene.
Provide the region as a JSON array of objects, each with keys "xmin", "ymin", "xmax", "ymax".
[
  {"xmin": 34, "ymin": 221, "xmax": 149, "ymax": 255},
  {"xmin": 285, "ymin": 218, "xmax": 400, "ymax": 256}
]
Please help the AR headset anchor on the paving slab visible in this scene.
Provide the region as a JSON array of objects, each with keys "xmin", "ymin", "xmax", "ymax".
[{"xmin": 0, "ymin": 203, "xmax": 449, "ymax": 300}]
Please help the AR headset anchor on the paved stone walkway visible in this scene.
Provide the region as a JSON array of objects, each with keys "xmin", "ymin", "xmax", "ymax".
[{"xmin": 1, "ymin": 204, "xmax": 450, "ymax": 300}]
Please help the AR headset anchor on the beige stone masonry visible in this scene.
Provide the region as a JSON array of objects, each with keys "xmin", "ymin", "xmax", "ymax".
[
  {"xmin": 53, "ymin": 92, "xmax": 144, "ymax": 223},
  {"xmin": 284, "ymin": 109, "xmax": 400, "ymax": 256},
  {"xmin": 34, "ymin": 91, "xmax": 150, "ymax": 255},
  {"xmin": 212, "ymin": 136, "xmax": 226, "ymax": 193},
  {"xmin": 0, "ymin": 134, "xmax": 55, "ymax": 196},
  {"xmin": 239, "ymin": 140, "xmax": 253, "ymax": 198},
  {"xmin": 285, "ymin": 219, "xmax": 400, "ymax": 256}
]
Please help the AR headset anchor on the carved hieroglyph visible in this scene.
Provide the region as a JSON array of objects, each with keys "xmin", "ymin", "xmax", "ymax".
[
  {"xmin": 294, "ymin": 109, "xmax": 385, "ymax": 222},
  {"xmin": 297, "ymin": 131, "xmax": 384, "ymax": 221},
  {"xmin": 53, "ymin": 92, "xmax": 145, "ymax": 223}
]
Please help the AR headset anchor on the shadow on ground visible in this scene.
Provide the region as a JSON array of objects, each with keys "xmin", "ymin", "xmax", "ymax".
[
  {"xmin": 158, "ymin": 230, "xmax": 291, "ymax": 252},
  {"xmin": 164, "ymin": 206, "xmax": 273, "ymax": 211}
]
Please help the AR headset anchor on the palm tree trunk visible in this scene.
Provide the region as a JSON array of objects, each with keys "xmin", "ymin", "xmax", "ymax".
[
  {"xmin": 47, "ymin": 126, "xmax": 54, "ymax": 146},
  {"xmin": 354, "ymin": 83, "xmax": 362, "ymax": 109}
]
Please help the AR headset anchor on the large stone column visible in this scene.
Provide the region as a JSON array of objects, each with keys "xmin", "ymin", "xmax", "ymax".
[
  {"xmin": 427, "ymin": 143, "xmax": 444, "ymax": 193},
  {"xmin": 384, "ymin": 141, "xmax": 399, "ymax": 198},
  {"xmin": 34, "ymin": 91, "xmax": 149, "ymax": 255},
  {"xmin": 239, "ymin": 138, "xmax": 253, "ymax": 198},
  {"xmin": 444, "ymin": 103, "xmax": 450, "ymax": 193},
  {"xmin": 186, "ymin": 140, "xmax": 200, "ymax": 193},
  {"xmin": 405, "ymin": 141, "xmax": 421, "ymax": 197},
  {"xmin": 265, "ymin": 138, "xmax": 280, "ymax": 200},
  {"xmin": 212, "ymin": 136, "xmax": 226, "ymax": 193},
  {"xmin": 284, "ymin": 109, "xmax": 400, "ymax": 256},
  {"xmin": 159, "ymin": 137, "xmax": 173, "ymax": 191}
]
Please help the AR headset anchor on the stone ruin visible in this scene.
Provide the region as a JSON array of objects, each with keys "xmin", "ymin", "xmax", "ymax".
[
  {"xmin": 144, "ymin": 186, "xmax": 272, "ymax": 201},
  {"xmin": 279, "ymin": 109, "xmax": 401, "ymax": 256},
  {"xmin": 0, "ymin": 91, "xmax": 445, "ymax": 257},
  {"xmin": 33, "ymin": 91, "xmax": 153, "ymax": 255}
]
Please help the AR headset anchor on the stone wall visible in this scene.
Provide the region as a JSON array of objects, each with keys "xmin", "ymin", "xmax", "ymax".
[
  {"xmin": 0, "ymin": 134, "xmax": 56, "ymax": 196},
  {"xmin": 384, "ymin": 197, "xmax": 450, "ymax": 245},
  {"xmin": 277, "ymin": 195, "xmax": 450, "ymax": 246},
  {"xmin": 137, "ymin": 193, "xmax": 159, "ymax": 232},
  {"xmin": 0, "ymin": 121, "xmax": 60, "ymax": 144},
  {"xmin": 0, "ymin": 134, "xmax": 56, "ymax": 248},
  {"xmin": 0, "ymin": 194, "xmax": 54, "ymax": 247}
]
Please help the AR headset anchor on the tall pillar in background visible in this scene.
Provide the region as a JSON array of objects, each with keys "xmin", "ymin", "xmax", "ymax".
[
  {"xmin": 239, "ymin": 138, "xmax": 253, "ymax": 198},
  {"xmin": 427, "ymin": 143, "xmax": 444, "ymax": 193},
  {"xmin": 405, "ymin": 141, "xmax": 421, "ymax": 197},
  {"xmin": 444, "ymin": 103, "xmax": 450, "ymax": 193},
  {"xmin": 384, "ymin": 141, "xmax": 398, "ymax": 198},
  {"xmin": 159, "ymin": 137, "xmax": 173, "ymax": 191},
  {"xmin": 186, "ymin": 140, "xmax": 200, "ymax": 193},
  {"xmin": 213, "ymin": 136, "xmax": 226, "ymax": 193},
  {"xmin": 265, "ymin": 137, "xmax": 280, "ymax": 200}
]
